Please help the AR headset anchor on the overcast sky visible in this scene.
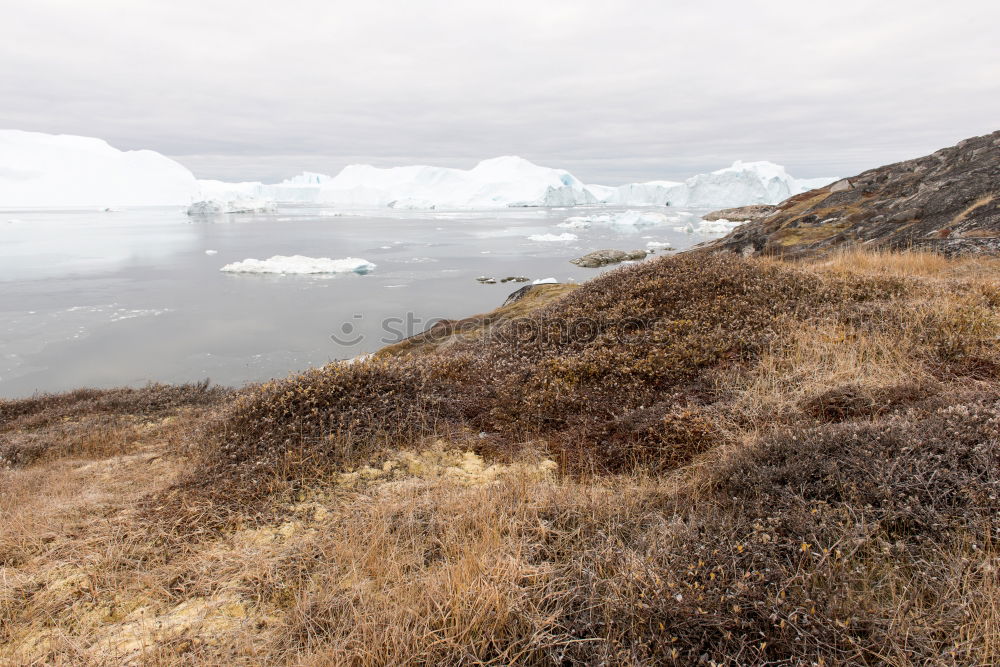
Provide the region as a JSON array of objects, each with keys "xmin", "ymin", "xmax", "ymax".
[{"xmin": 1, "ymin": 0, "xmax": 997, "ymax": 184}]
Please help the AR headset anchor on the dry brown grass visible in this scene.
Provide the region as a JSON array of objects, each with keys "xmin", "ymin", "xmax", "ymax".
[
  {"xmin": 2, "ymin": 251, "xmax": 1000, "ymax": 665},
  {"xmin": 809, "ymin": 246, "xmax": 1000, "ymax": 281}
]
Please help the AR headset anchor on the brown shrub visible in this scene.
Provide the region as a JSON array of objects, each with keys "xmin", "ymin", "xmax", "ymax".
[
  {"xmin": 799, "ymin": 381, "xmax": 930, "ymax": 421},
  {"xmin": 193, "ymin": 252, "xmax": 998, "ymax": 495},
  {"xmin": 0, "ymin": 381, "xmax": 225, "ymax": 431},
  {"xmin": 0, "ymin": 381, "xmax": 226, "ymax": 468}
]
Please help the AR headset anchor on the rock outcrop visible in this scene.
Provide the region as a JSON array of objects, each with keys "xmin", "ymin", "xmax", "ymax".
[
  {"xmin": 570, "ymin": 249, "xmax": 648, "ymax": 268},
  {"xmin": 703, "ymin": 130, "xmax": 1000, "ymax": 257}
]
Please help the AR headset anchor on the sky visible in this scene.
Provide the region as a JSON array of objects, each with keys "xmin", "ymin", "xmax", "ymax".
[{"xmin": 1, "ymin": 0, "xmax": 997, "ymax": 184}]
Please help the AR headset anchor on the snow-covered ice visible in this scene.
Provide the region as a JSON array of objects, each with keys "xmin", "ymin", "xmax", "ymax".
[
  {"xmin": 0, "ymin": 130, "xmax": 199, "ymax": 208},
  {"xmin": 560, "ymin": 210, "xmax": 674, "ymax": 229},
  {"xmin": 194, "ymin": 159, "xmax": 833, "ymax": 210},
  {"xmin": 187, "ymin": 198, "xmax": 277, "ymax": 216},
  {"xmin": 1, "ymin": 129, "xmax": 838, "ymax": 212},
  {"xmin": 220, "ymin": 255, "xmax": 376, "ymax": 275},
  {"xmin": 312, "ymin": 156, "xmax": 597, "ymax": 209},
  {"xmin": 527, "ymin": 232, "xmax": 578, "ymax": 242},
  {"xmin": 589, "ymin": 162, "xmax": 837, "ymax": 208},
  {"xmin": 674, "ymin": 218, "xmax": 747, "ymax": 235},
  {"xmin": 193, "ymin": 157, "xmax": 596, "ymax": 210}
]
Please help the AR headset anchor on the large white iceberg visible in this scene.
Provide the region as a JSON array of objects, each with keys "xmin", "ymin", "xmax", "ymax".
[
  {"xmin": 1, "ymin": 128, "xmax": 837, "ymax": 212},
  {"xmin": 590, "ymin": 162, "xmax": 837, "ymax": 208},
  {"xmin": 196, "ymin": 158, "xmax": 596, "ymax": 210},
  {"xmin": 311, "ymin": 156, "xmax": 597, "ymax": 209},
  {"xmin": 0, "ymin": 130, "xmax": 199, "ymax": 208},
  {"xmin": 194, "ymin": 156, "xmax": 835, "ymax": 211},
  {"xmin": 220, "ymin": 255, "xmax": 376, "ymax": 275},
  {"xmin": 196, "ymin": 172, "xmax": 330, "ymax": 203}
]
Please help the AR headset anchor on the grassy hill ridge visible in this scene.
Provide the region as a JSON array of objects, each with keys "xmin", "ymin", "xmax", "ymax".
[{"xmin": 3, "ymin": 248, "xmax": 1000, "ymax": 664}]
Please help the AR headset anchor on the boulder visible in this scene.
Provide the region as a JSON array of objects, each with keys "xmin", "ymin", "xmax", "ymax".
[
  {"xmin": 702, "ymin": 204, "xmax": 778, "ymax": 222},
  {"xmin": 570, "ymin": 249, "xmax": 647, "ymax": 268}
]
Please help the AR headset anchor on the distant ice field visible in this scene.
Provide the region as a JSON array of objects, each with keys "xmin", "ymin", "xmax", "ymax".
[{"xmin": 0, "ymin": 204, "xmax": 722, "ymax": 397}]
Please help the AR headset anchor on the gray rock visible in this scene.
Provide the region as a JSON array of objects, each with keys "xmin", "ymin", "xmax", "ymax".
[
  {"xmin": 889, "ymin": 208, "xmax": 921, "ymax": 223},
  {"xmin": 702, "ymin": 204, "xmax": 778, "ymax": 222},
  {"xmin": 570, "ymin": 249, "xmax": 647, "ymax": 268}
]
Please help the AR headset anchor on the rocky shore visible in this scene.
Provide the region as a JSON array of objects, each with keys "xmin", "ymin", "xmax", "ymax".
[{"xmin": 703, "ymin": 130, "xmax": 1000, "ymax": 257}]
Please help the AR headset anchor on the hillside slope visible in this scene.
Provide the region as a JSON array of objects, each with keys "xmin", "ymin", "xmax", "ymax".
[
  {"xmin": 5, "ymin": 250, "xmax": 998, "ymax": 664},
  {"xmin": 705, "ymin": 130, "xmax": 1000, "ymax": 257}
]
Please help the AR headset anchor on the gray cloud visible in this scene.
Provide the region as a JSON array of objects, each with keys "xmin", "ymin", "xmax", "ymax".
[{"xmin": 1, "ymin": 0, "xmax": 997, "ymax": 184}]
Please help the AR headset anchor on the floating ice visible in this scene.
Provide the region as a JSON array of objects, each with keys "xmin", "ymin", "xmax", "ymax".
[
  {"xmin": 674, "ymin": 218, "xmax": 746, "ymax": 236},
  {"xmin": 220, "ymin": 255, "xmax": 376, "ymax": 275},
  {"xmin": 527, "ymin": 233, "xmax": 578, "ymax": 242},
  {"xmin": 187, "ymin": 198, "xmax": 277, "ymax": 216},
  {"xmin": 533, "ymin": 277, "xmax": 559, "ymax": 284},
  {"xmin": 560, "ymin": 210, "xmax": 673, "ymax": 229},
  {"xmin": 205, "ymin": 249, "xmax": 218, "ymax": 255}
]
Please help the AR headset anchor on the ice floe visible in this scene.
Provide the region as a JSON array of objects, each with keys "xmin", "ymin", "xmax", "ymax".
[
  {"xmin": 220, "ymin": 255, "xmax": 376, "ymax": 275},
  {"xmin": 527, "ymin": 232, "xmax": 578, "ymax": 242},
  {"xmin": 187, "ymin": 198, "xmax": 277, "ymax": 216}
]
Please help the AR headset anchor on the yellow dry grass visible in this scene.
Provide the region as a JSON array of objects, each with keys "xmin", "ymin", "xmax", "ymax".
[{"xmin": 808, "ymin": 246, "xmax": 1000, "ymax": 280}]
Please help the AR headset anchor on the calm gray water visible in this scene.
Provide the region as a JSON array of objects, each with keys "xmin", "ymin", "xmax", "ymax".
[{"xmin": 0, "ymin": 205, "xmax": 715, "ymax": 398}]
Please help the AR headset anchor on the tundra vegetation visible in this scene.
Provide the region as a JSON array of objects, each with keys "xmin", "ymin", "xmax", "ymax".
[{"xmin": 2, "ymin": 249, "xmax": 999, "ymax": 665}]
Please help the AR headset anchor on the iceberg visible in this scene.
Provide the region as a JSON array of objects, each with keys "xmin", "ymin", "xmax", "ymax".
[
  {"xmin": 195, "ymin": 156, "xmax": 835, "ymax": 211},
  {"xmin": 0, "ymin": 128, "xmax": 838, "ymax": 212},
  {"xmin": 588, "ymin": 181, "xmax": 682, "ymax": 206},
  {"xmin": 220, "ymin": 255, "xmax": 376, "ymax": 275},
  {"xmin": 187, "ymin": 198, "xmax": 277, "ymax": 216},
  {"xmin": 589, "ymin": 162, "xmax": 838, "ymax": 208},
  {"xmin": 0, "ymin": 130, "xmax": 199, "ymax": 208},
  {"xmin": 196, "ymin": 172, "xmax": 330, "ymax": 203},
  {"xmin": 311, "ymin": 156, "xmax": 598, "ymax": 209}
]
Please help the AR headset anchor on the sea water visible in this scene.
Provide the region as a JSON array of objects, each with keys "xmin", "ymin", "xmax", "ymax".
[{"xmin": 0, "ymin": 204, "xmax": 717, "ymax": 397}]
